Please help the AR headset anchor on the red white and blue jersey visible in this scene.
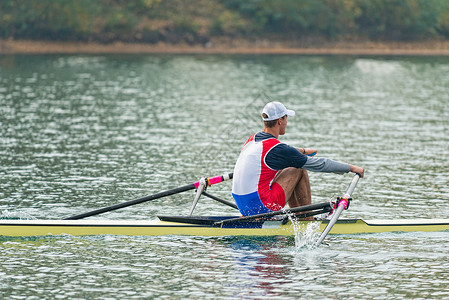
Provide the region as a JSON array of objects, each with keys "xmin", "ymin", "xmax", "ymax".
[
  {"xmin": 231, "ymin": 132, "xmax": 351, "ymax": 216},
  {"xmin": 232, "ymin": 132, "xmax": 307, "ymax": 216}
]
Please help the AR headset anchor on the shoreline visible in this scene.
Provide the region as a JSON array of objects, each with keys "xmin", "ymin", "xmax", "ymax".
[{"xmin": 2, "ymin": 39, "xmax": 449, "ymax": 56}]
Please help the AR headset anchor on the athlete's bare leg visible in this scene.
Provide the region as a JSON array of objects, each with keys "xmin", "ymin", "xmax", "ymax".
[
  {"xmin": 272, "ymin": 168, "xmax": 313, "ymax": 220},
  {"xmin": 273, "ymin": 167, "xmax": 311, "ymax": 208}
]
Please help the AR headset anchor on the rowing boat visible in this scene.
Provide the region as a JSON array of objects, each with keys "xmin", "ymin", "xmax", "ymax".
[
  {"xmin": 1, "ymin": 217, "xmax": 448, "ymax": 237},
  {"xmin": 2, "ymin": 173, "xmax": 448, "ymax": 239}
]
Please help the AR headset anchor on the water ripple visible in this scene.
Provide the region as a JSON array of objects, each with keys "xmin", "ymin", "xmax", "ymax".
[{"xmin": 0, "ymin": 55, "xmax": 448, "ymax": 298}]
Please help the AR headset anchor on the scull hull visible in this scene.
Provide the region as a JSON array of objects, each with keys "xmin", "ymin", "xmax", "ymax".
[{"xmin": 1, "ymin": 218, "xmax": 449, "ymax": 237}]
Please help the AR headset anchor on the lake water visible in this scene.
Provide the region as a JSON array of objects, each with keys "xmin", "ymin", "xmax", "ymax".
[{"xmin": 0, "ymin": 54, "xmax": 448, "ymax": 299}]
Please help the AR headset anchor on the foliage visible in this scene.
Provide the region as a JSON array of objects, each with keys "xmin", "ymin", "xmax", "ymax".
[
  {"xmin": 0, "ymin": 0, "xmax": 97, "ymax": 40},
  {"xmin": 220, "ymin": 0, "xmax": 449, "ymax": 40},
  {"xmin": 1, "ymin": 0, "xmax": 448, "ymax": 43},
  {"xmin": 353, "ymin": 0, "xmax": 445, "ymax": 39}
]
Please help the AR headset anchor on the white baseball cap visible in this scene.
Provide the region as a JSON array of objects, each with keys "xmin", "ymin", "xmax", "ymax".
[{"xmin": 261, "ymin": 101, "xmax": 295, "ymax": 121}]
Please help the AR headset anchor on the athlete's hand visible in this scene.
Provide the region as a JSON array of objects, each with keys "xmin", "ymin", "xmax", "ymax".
[
  {"xmin": 350, "ymin": 165, "xmax": 365, "ymax": 178},
  {"xmin": 303, "ymin": 148, "xmax": 317, "ymax": 156}
]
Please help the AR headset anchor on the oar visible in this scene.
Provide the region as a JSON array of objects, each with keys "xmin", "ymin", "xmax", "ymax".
[
  {"xmin": 315, "ymin": 173, "xmax": 361, "ymax": 247},
  {"xmin": 64, "ymin": 173, "xmax": 233, "ymax": 220},
  {"xmin": 214, "ymin": 201, "xmax": 332, "ymax": 226},
  {"xmin": 202, "ymin": 192, "xmax": 238, "ymax": 210}
]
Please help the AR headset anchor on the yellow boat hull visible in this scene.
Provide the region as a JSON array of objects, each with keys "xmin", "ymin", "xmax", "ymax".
[{"xmin": 1, "ymin": 219, "xmax": 448, "ymax": 237}]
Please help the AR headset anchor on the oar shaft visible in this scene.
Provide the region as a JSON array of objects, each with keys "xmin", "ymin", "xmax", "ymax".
[
  {"xmin": 315, "ymin": 174, "xmax": 360, "ymax": 246},
  {"xmin": 64, "ymin": 172, "xmax": 234, "ymax": 220},
  {"xmin": 314, "ymin": 203, "xmax": 345, "ymax": 246},
  {"xmin": 216, "ymin": 202, "xmax": 331, "ymax": 225},
  {"xmin": 202, "ymin": 192, "xmax": 238, "ymax": 210},
  {"xmin": 344, "ymin": 173, "xmax": 360, "ymax": 198},
  {"xmin": 64, "ymin": 183, "xmax": 195, "ymax": 220},
  {"xmin": 291, "ymin": 206, "xmax": 333, "ymax": 221}
]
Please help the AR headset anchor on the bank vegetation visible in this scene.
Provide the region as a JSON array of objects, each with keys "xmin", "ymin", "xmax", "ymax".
[{"xmin": 1, "ymin": 0, "xmax": 449, "ymax": 47}]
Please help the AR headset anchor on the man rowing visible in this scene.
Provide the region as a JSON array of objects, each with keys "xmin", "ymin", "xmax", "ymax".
[{"xmin": 232, "ymin": 101, "xmax": 365, "ymax": 216}]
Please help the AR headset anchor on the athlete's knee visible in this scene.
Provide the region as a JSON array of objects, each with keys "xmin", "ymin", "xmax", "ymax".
[
  {"xmin": 299, "ymin": 168, "xmax": 308, "ymax": 178},
  {"xmin": 284, "ymin": 167, "xmax": 302, "ymax": 174},
  {"xmin": 284, "ymin": 167, "xmax": 305, "ymax": 181}
]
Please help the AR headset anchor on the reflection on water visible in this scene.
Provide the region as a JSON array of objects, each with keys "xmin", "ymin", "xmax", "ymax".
[
  {"xmin": 2, "ymin": 232, "xmax": 448, "ymax": 299},
  {"xmin": 1, "ymin": 54, "xmax": 449, "ymax": 298}
]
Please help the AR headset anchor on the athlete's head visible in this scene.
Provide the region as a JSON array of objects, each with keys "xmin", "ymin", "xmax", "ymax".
[{"xmin": 261, "ymin": 101, "xmax": 295, "ymax": 129}]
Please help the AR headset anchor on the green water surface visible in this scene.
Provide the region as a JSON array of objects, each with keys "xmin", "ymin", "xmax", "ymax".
[{"xmin": 0, "ymin": 54, "xmax": 448, "ymax": 299}]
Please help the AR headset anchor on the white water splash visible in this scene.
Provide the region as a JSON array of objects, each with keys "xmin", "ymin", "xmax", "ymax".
[
  {"xmin": 280, "ymin": 207, "xmax": 326, "ymax": 250},
  {"xmin": 292, "ymin": 220, "xmax": 322, "ymax": 250}
]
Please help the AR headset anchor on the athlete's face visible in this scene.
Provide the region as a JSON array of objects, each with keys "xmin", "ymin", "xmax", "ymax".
[{"xmin": 279, "ymin": 115, "xmax": 287, "ymax": 135}]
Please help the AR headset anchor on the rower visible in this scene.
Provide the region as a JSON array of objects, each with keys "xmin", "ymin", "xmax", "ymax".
[{"xmin": 231, "ymin": 101, "xmax": 365, "ymax": 217}]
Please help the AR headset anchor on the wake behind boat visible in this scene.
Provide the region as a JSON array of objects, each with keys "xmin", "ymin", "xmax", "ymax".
[{"xmin": 1, "ymin": 173, "xmax": 448, "ymax": 239}]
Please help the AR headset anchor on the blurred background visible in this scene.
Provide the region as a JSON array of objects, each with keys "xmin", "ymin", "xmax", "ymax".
[{"xmin": 1, "ymin": 0, "xmax": 449, "ymax": 48}]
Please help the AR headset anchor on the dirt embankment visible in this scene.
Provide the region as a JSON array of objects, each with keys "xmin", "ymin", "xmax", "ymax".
[{"xmin": 2, "ymin": 39, "xmax": 449, "ymax": 56}]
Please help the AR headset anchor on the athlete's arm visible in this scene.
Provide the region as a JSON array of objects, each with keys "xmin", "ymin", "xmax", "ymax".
[
  {"xmin": 266, "ymin": 143, "xmax": 351, "ymax": 173},
  {"xmin": 264, "ymin": 144, "xmax": 308, "ymax": 170}
]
